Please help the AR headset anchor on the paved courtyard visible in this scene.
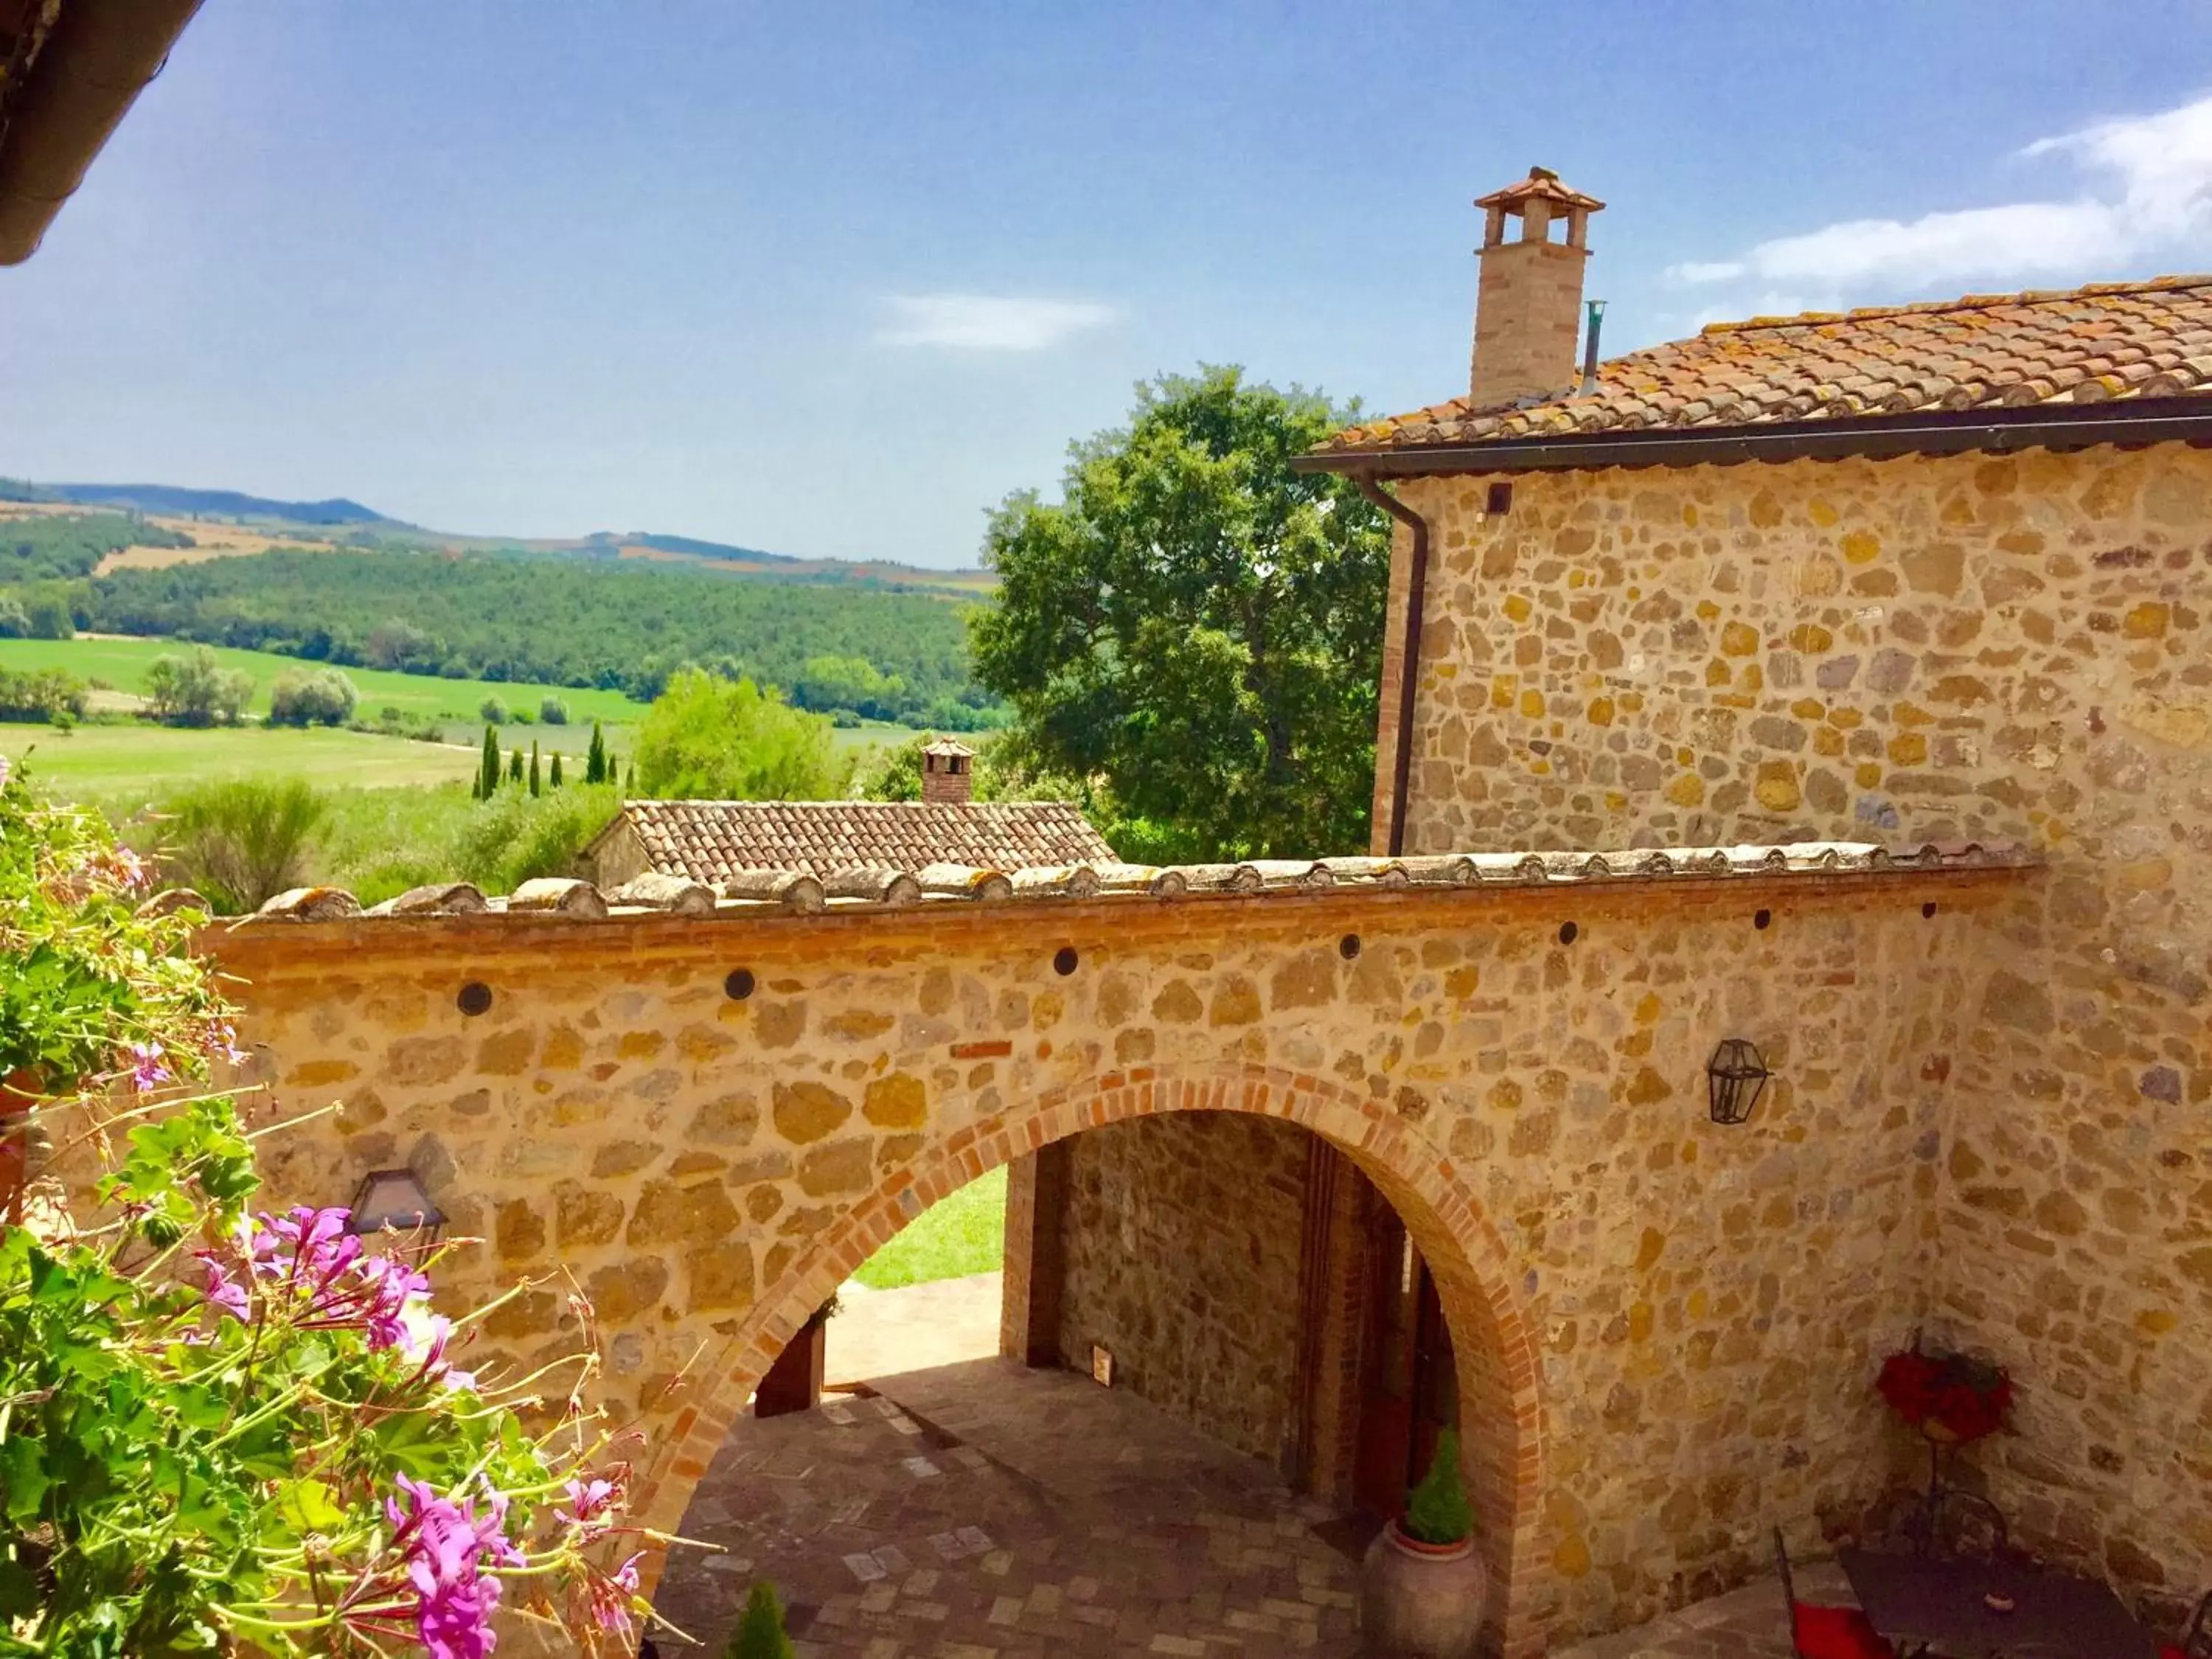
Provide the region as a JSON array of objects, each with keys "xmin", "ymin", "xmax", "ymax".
[
  {"xmin": 656, "ymin": 1277, "xmax": 1848, "ymax": 1658},
  {"xmin": 654, "ymin": 1354, "xmax": 1365, "ymax": 1655}
]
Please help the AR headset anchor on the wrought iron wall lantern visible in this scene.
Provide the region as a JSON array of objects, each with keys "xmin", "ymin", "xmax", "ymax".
[
  {"xmin": 1706, "ymin": 1039, "xmax": 1771, "ymax": 1125},
  {"xmin": 346, "ymin": 1168, "xmax": 446, "ymax": 1245}
]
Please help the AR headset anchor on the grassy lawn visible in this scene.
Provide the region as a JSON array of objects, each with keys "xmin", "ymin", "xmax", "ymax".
[
  {"xmin": 0, "ymin": 636, "xmax": 646, "ymax": 735},
  {"xmin": 851, "ymin": 1165, "xmax": 1006, "ymax": 1290},
  {"xmin": 1, "ymin": 722, "xmax": 478, "ymax": 799}
]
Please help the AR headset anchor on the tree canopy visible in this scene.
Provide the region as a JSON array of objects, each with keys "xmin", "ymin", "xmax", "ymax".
[
  {"xmin": 969, "ymin": 367, "xmax": 1388, "ymax": 863},
  {"xmin": 633, "ymin": 668, "xmax": 851, "ymax": 801}
]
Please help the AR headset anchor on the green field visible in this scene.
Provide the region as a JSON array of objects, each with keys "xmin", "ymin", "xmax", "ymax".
[
  {"xmin": 1, "ymin": 723, "xmax": 479, "ymax": 799},
  {"xmin": 0, "ymin": 635, "xmax": 646, "ymax": 736},
  {"xmin": 851, "ymin": 1166, "xmax": 1006, "ymax": 1290}
]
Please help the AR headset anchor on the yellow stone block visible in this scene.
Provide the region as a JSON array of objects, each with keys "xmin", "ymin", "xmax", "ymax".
[
  {"xmin": 1705, "ymin": 658, "xmax": 1732, "ymax": 686},
  {"xmin": 1754, "ymin": 763, "xmax": 1801, "ymax": 811},
  {"xmin": 1888, "ymin": 733, "xmax": 1927, "ymax": 765},
  {"xmin": 1840, "ymin": 529, "xmax": 1881, "ymax": 564},
  {"xmin": 1664, "ymin": 772, "xmax": 1705, "ymax": 807},
  {"xmin": 2124, "ymin": 602, "xmax": 2171, "ymax": 639},
  {"xmin": 1520, "ymin": 689, "xmax": 1545, "ymax": 718},
  {"xmin": 1503, "ymin": 593, "xmax": 1533, "ymax": 624},
  {"xmin": 1790, "ymin": 698, "xmax": 1826, "ymax": 720},
  {"xmin": 1720, "ymin": 622, "xmax": 1760, "ymax": 657},
  {"xmin": 1587, "ymin": 697, "xmax": 1615, "ymax": 726}
]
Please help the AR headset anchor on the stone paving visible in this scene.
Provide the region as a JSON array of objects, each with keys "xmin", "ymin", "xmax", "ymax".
[
  {"xmin": 654, "ymin": 1354, "xmax": 1364, "ymax": 1655},
  {"xmin": 1551, "ymin": 1559, "xmax": 1852, "ymax": 1659}
]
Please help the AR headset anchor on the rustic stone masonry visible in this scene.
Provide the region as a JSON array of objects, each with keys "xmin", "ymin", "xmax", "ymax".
[
  {"xmin": 32, "ymin": 840, "xmax": 2030, "ymax": 1657},
  {"xmin": 1367, "ymin": 439, "xmax": 2212, "ymax": 1625},
  {"xmin": 1054, "ymin": 1110, "xmax": 1310, "ymax": 1467}
]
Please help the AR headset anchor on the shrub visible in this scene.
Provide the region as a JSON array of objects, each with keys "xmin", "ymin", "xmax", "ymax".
[
  {"xmin": 144, "ymin": 647, "xmax": 253, "ymax": 727},
  {"xmin": 452, "ymin": 783, "xmax": 620, "ymax": 894},
  {"xmin": 0, "ymin": 665, "xmax": 88, "ymax": 723},
  {"xmin": 0, "ymin": 595, "xmax": 28, "ymax": 637},
  {"xmin": 268, "ymin": 666, "xmax": 358, "ymax": 726},
  {"xmin": 635, "ymin": 668, "xmax": 848, "ymax": 801},
  {"xmin": 0, "ymin": 759, "xmax": 666, "ymax": 1654},
  {"xmin": 478, "ymin": 695, "xmax": 509, "ymax": 725},
  {"xmin": 1402, "ymin": 1427, "xmax": 1472, "ymax": 1545},
  {"xmin": 158, "ymin": 778, "xmax": 327, "ymax": 913},
  {"xmin": 539, "ymin": 696, "xmax": 569, "ymax": 725},
  {"xmin": 726, "ymin": 1581, "xmax": 796, "ymax": 1658}
]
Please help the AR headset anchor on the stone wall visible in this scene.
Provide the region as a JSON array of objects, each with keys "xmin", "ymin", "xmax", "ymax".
[
  {"xmin": 1380, "ymin": 441, "xmax": 2212, "ymax": 1612},
  {"xmin": 1054, "ymin": 1110, "xmax": 1310, "ymax": 1467},
  {"xmin": 114, "ymin": 861, "xmax": 2021, "ymax": 1654}
]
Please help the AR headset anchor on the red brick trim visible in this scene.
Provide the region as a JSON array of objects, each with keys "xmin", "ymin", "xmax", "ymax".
[{"xmin": 630, "ymin": 1063, "xmax": 1553, "ymax": 1659}]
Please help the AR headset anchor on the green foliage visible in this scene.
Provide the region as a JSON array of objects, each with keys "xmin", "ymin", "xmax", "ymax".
[
  {"xmin": 0, "ymin": 596, "xmax": 27, "ymax": 639},
  {"xmin": 0, "ymin": 764, "xmax": 654, "ymax": 1654},
  {"xmin": 1402, "ymin": 1428, "xmax": 1472, "ymax": 1545},
  {"xmin": 0, "ymin": 666, "xmax": 87, "ymax": 723},
  {"xmin": 0, "ymin": 510, "xmax": 188, "ymax": 583},
  {"xmin": 538, "ymin": 695, "xmax": 569, "ymax": 725},
  {"xmin": 852, "ymin": 1165, "xmax": 1006, "ymax": 1290},
  {"xmin": 479, "ymin": 695, "xmax": 509, "ymax": 725},
  {"xmin": 635, "ymin": 669, "xmax": 849, "ymax": 801},
  {"xmin": 448, "ymin": 783, "xmax": 620, "ymax": 894},
  {"xmin": 585, "ymin": 721, "xmax": 608, "ymax": 785},
  {"xmin": 143, "ymin": 647, "xmax": 254, "ymax": 728},
  {"xmin": 157, "ymin": 778, "xmax": 327, "ymax": 914},
  {"xmin": 529, "ymin": 742, "xmax": 542, "ymax": 799},
  {"xmin": 265, "ymin": 666, "xmax": 358, "ymax": 727},
  {"xmin": 81, "ymin": 547, "xmax": 998, "ymax": 723},
  {"xmin": 507, "ymin": 748, "xmax": 524, "ymax": 785},
  {"xmin": 792, "ymin": 653, "xmax": 906, "ymax": 720},
  {"xmin": 549, "ymin": 751, "xmax": 564, "ymax": 788},
  {"xmin": 479, "ymin": 724, "xmax": 501, "ymax": 799},
  {"xmin": 20, "ymin": 590, "xmax": 74, "ymax": 640},
  {"xmin": 726, "ymin": 1581, "xmax": 796, "ymax": 1659},
  {"xmin": 970, "ymin": 366, "xmax": 1388, "ymax": 862}
]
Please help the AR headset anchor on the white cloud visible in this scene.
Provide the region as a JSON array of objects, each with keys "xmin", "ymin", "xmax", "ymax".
[
  {"xmin": 878, "ymin": 293, "xmax": 1119, "ymax": 350},
  {"xmin": 1669, "ymin": 91, "xmax": 2212, "ymax": 295}
]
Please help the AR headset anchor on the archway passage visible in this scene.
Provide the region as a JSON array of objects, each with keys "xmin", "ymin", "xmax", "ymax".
[{"xmin": 643, "ymin": 1070, "xmax": 1545, "ymax": 1658}]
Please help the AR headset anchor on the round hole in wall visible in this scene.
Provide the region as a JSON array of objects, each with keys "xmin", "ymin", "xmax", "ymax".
[
  {"xmin": 1053, "ymin": 947, "xmax": 1079, "ymax": 976},
  {"xmin": 1558, "ymin": 921, "xmax": 1579, "ymax": 946},
  {"xmin": 1753, "ymin": 908, "xmax": 1773, "ymax": 931},
  {"xmin": 1922, "ymin": 901, "xmax": 1938, "ymax": 919},
  {"xmin": 725, "ymin": 968, "xmax": 757, "ymax": 1001},
  {"xmin": 456, "ymin": 981, "xmax": 493, "ymax": 1018},
  {"xmin": 1338, "ymin": 933, "xmax": 1362, "ymax": 960}
]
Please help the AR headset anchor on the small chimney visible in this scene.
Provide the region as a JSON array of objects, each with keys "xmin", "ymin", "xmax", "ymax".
[
  {"xmin": 1470, "ymin": 167, "xmax": 1604, "ymax": 407},
  {"xmin": 921, "ymin": 738, "xmax": 975, "ymax": 804}
]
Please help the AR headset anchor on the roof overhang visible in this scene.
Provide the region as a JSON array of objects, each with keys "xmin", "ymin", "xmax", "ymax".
[
  {"xmin": 0, "ymin": 0, "xmax": 204, "ymax": 265},
  {"xmin": 1291, "ymin": 396, "xmax": 2212, "ymax": 479}
]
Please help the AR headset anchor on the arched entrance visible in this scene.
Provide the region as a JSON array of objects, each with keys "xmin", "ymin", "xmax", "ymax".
[{"xmin": 630, "ymin": 1065, "xmax": 1548, "ymax": 1658}]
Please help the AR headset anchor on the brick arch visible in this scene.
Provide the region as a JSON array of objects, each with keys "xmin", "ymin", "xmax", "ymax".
[{"xmin": 630, "ymin": 1062, "xmax": 1551, "ymax": 1658}]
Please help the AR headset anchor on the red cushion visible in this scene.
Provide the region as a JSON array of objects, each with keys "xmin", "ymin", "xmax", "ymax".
[
  {"xmin": 1792, "ymin": 1600, "xmax": 1896, "ymax": 1659},
  {"xmin": 2159, "ymin": 1647, "xmax": 2188, "ymax": 1659}
]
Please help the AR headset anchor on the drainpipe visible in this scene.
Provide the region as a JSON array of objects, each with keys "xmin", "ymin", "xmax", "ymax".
[
  {"xmin": 1577, "ymin": 299, "xmax": 1607, "ymax": 396},
  {"xmin": 1354, "ymin": 474, "xmax": 1431, "ymax": 859}
]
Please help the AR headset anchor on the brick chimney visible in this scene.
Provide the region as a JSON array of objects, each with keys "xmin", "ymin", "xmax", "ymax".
[
  {"xmin": 921, "ymin": 738, "xmax": 975, "ymax": 804},
  {"xmin": 1470, "ymin": 167, "xmax": 1604, "ymax": 407}
]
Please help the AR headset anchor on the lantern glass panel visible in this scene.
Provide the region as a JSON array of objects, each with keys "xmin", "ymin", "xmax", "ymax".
[
  {"xmin": 347, "ymin": 1169, "xmax": 445, "ymax": 1237},
  {"xmin": 1706, "ymin": 1039, "xmax": 1771, "ymax": 1125}
]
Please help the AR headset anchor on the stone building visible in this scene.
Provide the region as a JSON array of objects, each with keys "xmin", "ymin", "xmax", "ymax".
[{"xmin": 58, "ymin": 167, "xmax": 2212, "ymax": 1655}]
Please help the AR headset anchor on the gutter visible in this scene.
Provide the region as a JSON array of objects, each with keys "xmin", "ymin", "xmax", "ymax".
[
  {"xmin": 1291, "ymin": 396, "xmax": 2212, "ymax": 479},
  {"xmin": 0, "ymin": 0, "xmax": 204, "ymax": 265},
  {"xmin": 1354, "ymin": 476, "xmax": 1429, "ymax": 860}
]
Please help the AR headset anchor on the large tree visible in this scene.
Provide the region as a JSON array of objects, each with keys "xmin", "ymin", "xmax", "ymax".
[
  {"xmin": 633, "ymin": 667, "xmax": 849, "ymax": 801},
  {"xmin": 970, "ymin": 367, "xmax": 1389, "ymax": 863}
]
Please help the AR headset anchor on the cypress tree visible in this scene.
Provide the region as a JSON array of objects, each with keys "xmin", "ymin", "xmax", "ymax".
[
  {"xmin": 624, "ymin": 757, "xmax": 636, "ymax": 793},
  {"xmin": 728, "ymin": 1581, "xmax": 794, "ymax": 1658},
  {"xmin": 529, "ymin": 741, "xmax": 541, "ymax": 798},
  {"xmin": 585, "ymin": 721, "xmax": 606, "ymax": 785},
  {"xmin": 549, "ymin": 752, "xmax": 564, "ymax": 788},
  {"xmin": 479, "ymin": 724, "xmax": 501, "ymax": 798},
  {"xmin": 508, "ymin": 748, "xmax": 524, "ymax": 784}
]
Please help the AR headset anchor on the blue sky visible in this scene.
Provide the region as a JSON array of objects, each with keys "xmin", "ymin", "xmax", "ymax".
[{"xmin": 3, "ymin": 2, "xmax": 2208, "ymax": 567}]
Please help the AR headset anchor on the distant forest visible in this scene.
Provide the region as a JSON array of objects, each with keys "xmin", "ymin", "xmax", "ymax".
[
  {"xmin": 70, "ymin": 548, "xmax": 1001, "ymax": 724},
  {"xmin": 4, "ymin": 511, "xmax": 191, "ymax": 582}
]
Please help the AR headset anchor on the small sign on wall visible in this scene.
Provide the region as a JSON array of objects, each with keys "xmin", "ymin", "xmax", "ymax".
[{"xmin": 1090, "ymin": 1344, "xmax": 1115, "ymax": 1387}]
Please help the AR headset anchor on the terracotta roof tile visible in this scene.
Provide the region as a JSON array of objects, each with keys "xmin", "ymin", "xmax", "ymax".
[
  {"xmin": 599, "ymin": 800, "xmax": 1119, "ymax": 885},
  {"xmin": 1319, "ymin": 274, "xmax": 2212, "ymax": 457}
]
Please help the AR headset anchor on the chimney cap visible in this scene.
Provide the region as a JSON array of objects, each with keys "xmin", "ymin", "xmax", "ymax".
[
  {"xmin": 922, "ymin": 738, "xmax": 976, "ymax": 759},
  {"xmin": 1475, "ymin": 167, "xmax": 1605, "ymax": 214}
]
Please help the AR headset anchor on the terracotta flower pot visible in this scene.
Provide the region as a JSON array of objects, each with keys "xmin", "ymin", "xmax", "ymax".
[{"xmin": 1360, "ymin": 1520, "xmax": 1487, "ymax": 1658}]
